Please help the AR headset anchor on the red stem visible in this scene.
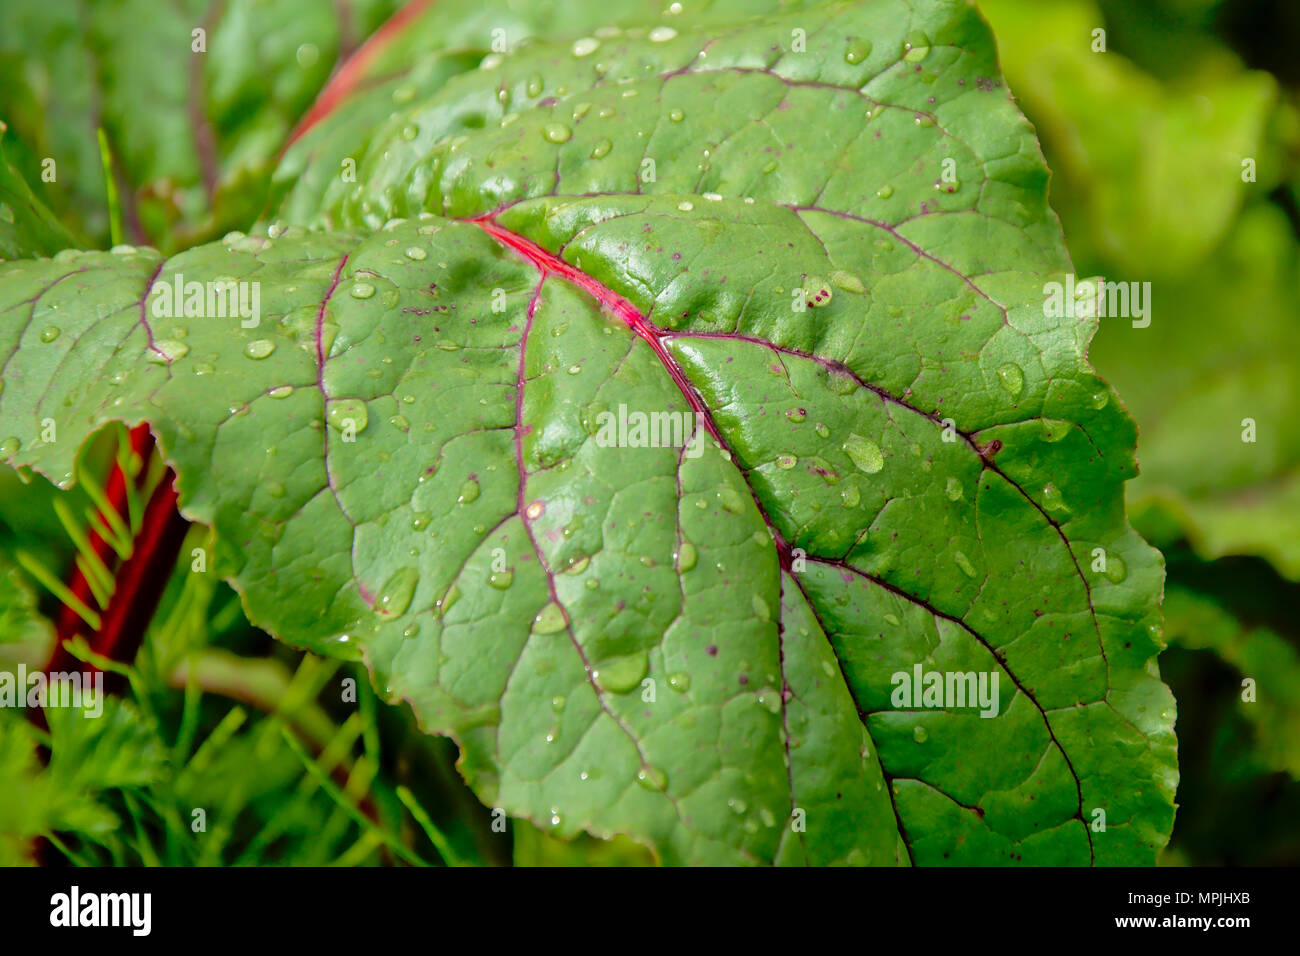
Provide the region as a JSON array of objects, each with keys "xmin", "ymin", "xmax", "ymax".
[{"xmin": 47, "ymin": 424, "xmax": 155, "ymax": 672}]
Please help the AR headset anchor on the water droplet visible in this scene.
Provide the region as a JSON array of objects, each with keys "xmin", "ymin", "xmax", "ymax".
[
  {"xmin": 533, "ymin": 602, "xmax": 567, "ymax": 634},
  {"xmin": 776, "ymin": 453, "xmax": 798, "ymax": 470},
  {"xmin": 327, "ymin": 398, "xmax": 368, "ymax": 433},
  {"xmin": 589, "ymin": 138, "xmax": 612, "ymax": 159},
  {"xmin": 375, "ymin": 567, "xmax": 418, "ymax": 618},
  {"xmin": 843, "ymin": 433, "xmax": 884, "ymax": 474},
  {"xmin": 668, "ymin": 107, "xmax": 685, "ymax": 122},
  {"xmin": 996, "ymin": 362, "xmax": 1024, "ymax": 398},
  {"xmin": 840, "ymin": 484, "xmax": 860, "ymax": 508},
  {"xmin": 148, "ymin": 339, "xmax": 189, "ymax": 363},
  {"xmin": 594, "ymin": 650, "xmax": 648, "ymax": 693},
  {"xmin": 571, "ymin": 36, "xmax": 600, "ymax": 57},
  {"xmin": 1090, "ymin": 390, "xmax": 1110, "ymax": 409},
  {"xmin": 913, "ymin": 725, "xmax": 929, "ymax": 743},
  {"xmin": 845, "ymin": 37, "xmax": 873, "ymax": 64},
  {"xmin": 543, "ymin": 122, "xmax": 571, "ymax": 144},
  {"xmin": 489, "ymin": 569, "xmax": 514, "ymax": 589},
  {"xmin": 39, "ymin": 326, "xmax": 60, "ymax": 343},
  {"xmin": 636, "ymin": 765, "xmax": 668, "ymax": 792},
  {"xmin": 904, "ymin": 30, "xmax": 931, "ymax": 62},
  {"xmin": 802, "ymin": 275, "xmax": 832, "ymax": 308},
  {"xmin": 1040, "ymin": 419, "xmax": 1070, "ymax": 443},
  {"xmin": 649, "ymin": 26, "xmax": 677, "ymax": 42},
  {"xmin": 526, "ymin": 73, "xmax": 543, "ymax": 97},
  {"xmin": 954, "ymin": 551, "xmax": 978, "ymax": 578},
  {"xmin": 266, "ymin": 481, "xmax": 285, "ymax": 498},
  {"xmin": 875, "ymin": 184, "xmax": 894, "ymax": 199},
  {"xmin": 405, "ymin": 246, "xmax": 427, "ymax": 261},
  {"xmin": 814, "ymin": 423, "xmax": 830, "ymax": 439},
  {"xmin": 0, "ymin": 437, "xmax": 19, "ymax": 458},
  {"xmin": 551, "ymin": 694, "xmax": 566, "ymax": 712},
  {"xmin": 434, "ymin": 585, "xmax": 461, "ymax": 619},
  {"xmin": 719, "ymin": 486, "xmax": 746, "ymax": 514},
  {"xmin": 677, "ymin": 200, "xmax": 694, "ymax": 211},
  {"xmin": 1104, "ymin": 553, "xmax": 1128, "ymax": 583},
  {"xmin": 756, "ymin": 687, "xmax": 781, "ymax": 714},
  {"xmin": 350, "ymin": 281, "xmax": 377, "ymax": 300},
  {"xmin": 1041, "ymin": 483, "xmax": 1070, "ymax": 513},
  {"xmin": 676, "ymin": 540, "xmax": 698, "ymax": 572},
  {"xmin": 244, "ymin": 339, "xmax": 275, "ymax": 360},
  {"xmin": 668, "ymin": 672, "xmax": 691, "ymax": 693},
  {"xmin": 830, "ymin": 270, "xmax": 866, "ymax": 293},
  {"xmin": 945, "ymin": 476, "xmax": 963, "ymax": 501},
  {"xmin": 269, "ymin": 385, "xmax": 294, "ymax": 399},
  {"xmin": 457, "ymin": 478, "xmax": 480, "ymax": 504}
]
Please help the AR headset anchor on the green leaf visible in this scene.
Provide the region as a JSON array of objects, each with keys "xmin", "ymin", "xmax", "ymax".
[
  {"xmin": 0, "ymin": 550, "xmax": 53, "ymax": 648},
  {"xmin": 980, "ymin": 0, "xmax": 1277, "ymax": 276},
  {"xmin": 0, "ymin": 0, "xmax": 1175, "ymax": 864},
  {"xmin": 0, "ymin": 127, "xmax": 79, "ymax": 260},
  {"xmin": 1090, "ymin": 204, "xmax": 1300, "ymax": 578},
  {"xmin": 1163, "ymin": 584, "xmax": 1300, "ymax": 779},
  {"xmin": 0, "ymin": 0, "xmax": 403, "ymax": 251}
]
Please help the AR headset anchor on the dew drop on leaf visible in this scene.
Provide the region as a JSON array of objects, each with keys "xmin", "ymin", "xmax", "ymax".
[
  {"xmin": 636, "ymin": 765, "xmax": 668, "ymax": 792},
  {"xmin": 489, "ymin": 569, "xmax": 514, "ymax": 589},
  {"xmin": 904, "ymin": 30, "xmax": 931, "ymax": 62},
  {"xmin": 543, "ymin": 122, "xmax": 572, "ymax": 144},
  {"xmin": 375, "ymin": 567, "xmax": 418, "ymax": 618},
  {"xmin": 842, "ymin": 433, "xmax": 884, "ymax": 474},
  {"xmin": 844, "ymin": 37, "xmax": 872, "ymax": 64},
  {"xmin": 668, "ymin": 672, "xmax": 691, "ymax": 693},
  {"xmin": 595, "ymin": 650, "xmax": 648, "ymax": 693},
  {"xmin": 532, "ymin": 602, "xmax": 567, "ymax": 634},
  {"xmin": 996, "ymin": 362, "xmax": 1024, "ymax": 398},
  {"xmin": 0, "ymin": 437, "xmax": 19, "ymax": 458},
  {"xmin": 327, "ymin": 398, "xmax": 368, "ymax": 432},
  {"xmin": 268, "ymin": 385, "xmax": 294, "ymax": 399},
  {"xmin": 676, "ymin": 540, "xmax": 698, "ymax": 572},
  {"xmin": 243, "ymin": 339, "xmax": 275, "ymax": 359},
  {"xmin": 350, "ymin": 282, "xmax": 376, "ymax": 299},
  {"xmin": 953, "ymin": 551, "xmax": 977, "ymax": 578},
  {"xmin": 457, "ymin": 478, "xmax": 480, "ymax": 503}
]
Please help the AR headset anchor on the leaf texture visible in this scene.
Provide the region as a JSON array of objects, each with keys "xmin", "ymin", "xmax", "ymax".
[{"xmin": 0, "ymin": 0, "xmax": 1176, "ymax": 864}]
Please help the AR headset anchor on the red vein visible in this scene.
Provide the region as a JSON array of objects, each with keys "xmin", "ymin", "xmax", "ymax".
[{"xmin": 284, "ymin": 0, "xmax": 440, "ymax": 151}]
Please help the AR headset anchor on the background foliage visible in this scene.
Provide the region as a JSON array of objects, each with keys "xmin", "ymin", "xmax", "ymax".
[{"xmin": 0, "ymin": 0, "xmax": 1296, "ymax": 865}]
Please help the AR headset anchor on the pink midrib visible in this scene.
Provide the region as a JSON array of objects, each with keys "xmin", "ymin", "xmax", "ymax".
[{"xmin": 472, "ymin": 215, "xmax": 725, "ymax": 448}]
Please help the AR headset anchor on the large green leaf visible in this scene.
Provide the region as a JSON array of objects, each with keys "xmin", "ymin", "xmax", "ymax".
[
  {"xmin": 0, "ymin": 0, "xmax": 1175, "ymax": 864},
  {"xmin": 0, "ymin": 0, "xmax": 402, "ymax": 251}
]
